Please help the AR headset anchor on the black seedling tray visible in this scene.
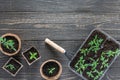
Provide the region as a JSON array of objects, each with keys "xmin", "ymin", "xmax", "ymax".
[{"xmin": 69, "ymin": 29, "xmax": 120, "ymax": 80}]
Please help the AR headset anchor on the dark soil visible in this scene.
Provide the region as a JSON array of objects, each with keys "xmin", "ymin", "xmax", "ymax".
[
  {"xmin": 70, "ymin": 29, "xmax": 120, "ymax": 80},
  {"xmin": 4, "ymin": 58, "xmax": 22, "ymax": 75},
  {"xmin": 23, "ymin": 47, "xmax": 40, "ymax": 64},
  {"xmin": 42, "ymin": 61, "xmax": 60, "ymax": 77},
  {"xmin": 1, "ymin": 36, "xmax": 19, "ymax": 53}
]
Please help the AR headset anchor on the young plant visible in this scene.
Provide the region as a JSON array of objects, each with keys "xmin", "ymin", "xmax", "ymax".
[
  {"xmin": 80, "ymin": 35, "xmax": 103, "ymax": 56},
  {"xmin": 93, "ymin": 70, "xmax": 103, "ymax": 80},
  {"xmin": 80, "ymin": 48, "xmax": 90, "ymax": 56},
  {"xmin": 106, "ymin": 50, "xmax": 115, "ymax": 57},
  {"xmin": 90, "ymin": 58, "xmax": 99, "ymax": 70},
  {"xmin": 29, "ymin": 52, "xmax": 37, "ymax": 60},
  {"xmin": 87, "ymin": 71, "xmax": 94, "ymax": 78},
  {"xmin": 0, "ymin": 37, "xmax": 16, "ymax": 51},
  {"xmin": 114, "ymin": 49, "xmax": 120, "ymax": 55},
  {"xmin": 5, "ymin": 64, "xmax": 16, "ymax": 70},
  {"xmin": 75, "ymin": 56, "xmax": 88, "ymax": 74},
  {"xmin": 100, "ymin": 54, "xmax": 105, "ymax": 61},
  {"xmin": 88, "ymin": 35, "xmax": 103, "ymax": 53},
  {"xmin": 48, "ymin": 67, "xmax": 56, "ymax": 74},
  {"xmin": 100, "ymin": 59, "xmax": 109, "ymax": 69}
]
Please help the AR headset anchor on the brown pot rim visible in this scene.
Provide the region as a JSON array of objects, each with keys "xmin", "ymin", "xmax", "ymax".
[
  {"xmin": 40, "ymin": 59, "xmax": 62, "ymax": 80},
  {"xmin": 0, "ymin": 33, "xmax": 21, "ymax": 56}
]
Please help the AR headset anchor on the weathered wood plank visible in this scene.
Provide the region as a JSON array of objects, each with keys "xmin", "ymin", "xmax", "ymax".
[
  {"xmin": 0, "ymin": 12, "xmax": 119, "ymax": 24},
  {"xmin": 0, "ymin": 22, "xmax": 120, "ymax": 41},
  {"xmin": 0, "ymin": 0, "xmax": 119, "ymax": 13}
]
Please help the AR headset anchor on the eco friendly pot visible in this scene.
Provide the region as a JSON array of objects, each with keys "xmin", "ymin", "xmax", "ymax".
[
  {"xmin": 0, "ymin": 33, "xmax": 21, "ymax": 56},
  {"xmin": 22, "ymin": 47, "xmax": 41, "ymax": 65},
  {"xmin": 45, "ymin": 29, "xmax": 120, "ymax": 80},
  {"xmin": 2, "ymin": 57, "xmax": 23, "ymax": 76},
  {"xmin": 40, "ymin": 59, "xmax": 62, "ymax": 80}
]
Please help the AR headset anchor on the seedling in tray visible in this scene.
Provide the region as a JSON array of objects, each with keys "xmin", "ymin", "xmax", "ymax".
[
  {"xmin": 70, "ymin": 29, "xmax": 120, "ymax": 80},
  {"xmin": 22, "ymin": 47, "xmax": 41, "ymax": 65},
  {"xmin": 2, "ymin": 57, "xmax": 23, "ymax": 76}
]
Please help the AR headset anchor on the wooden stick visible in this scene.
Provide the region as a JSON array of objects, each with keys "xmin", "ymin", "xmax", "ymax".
[{"xmin": 45, "ymin": 38, "xmax": 66, "ymax": 54}]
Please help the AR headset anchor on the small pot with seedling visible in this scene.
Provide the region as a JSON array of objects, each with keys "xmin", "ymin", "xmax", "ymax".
[
  {"xmin": 0, "ymin": 33, "xmax": 21, "ymax": 56},
  {"xmin": 2, "ymin": 57, "xmax": 23, "ymax": 76},
  {"xmin": 40, "ymin": 59, "xmax": 62, "ymax": 80},
  {"xmin": 45, "ymin": 29, "xmax": 120, "ymax": 80},
  {"xmin": 22, "ymin": 47, "xmax": 41, "ymax": 65}
]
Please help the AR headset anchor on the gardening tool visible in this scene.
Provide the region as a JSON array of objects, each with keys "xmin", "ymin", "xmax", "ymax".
[{"xmin": 45, "ymin": 38, "xmax": 74, "ymax": 60}]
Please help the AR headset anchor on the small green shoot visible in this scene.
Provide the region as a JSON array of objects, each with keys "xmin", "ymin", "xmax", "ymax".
[
  {"xmin": 48, "ymin": 67, "xmax": 56, "ymax": 74},
  {"xmin": 5, "ymin": 64, "xmax": 16, "ymax": 70},
  {"xmin": 90, "ymin": 58, "xmax": 99, "ymax": 70},
  {"xmin": 0, "ymin": 37, "xmax": 16, "ymax": 51},
  {"xmin": 106, "ymin": 50, "xmax": 114, "ymax": 57},
  {"xmin": 93, "ymin": 70, "xmax": 103, "ymax": 80},
  {"xmin": 100, "ymin": 59, "xmax": 109, "ymax": 69},
  {"xmin": 87, "ymin": 71, "xmax": 94, "ymax": 78},
  {"xmin": 115, "ymin": 49, "xmax": 120, "ymax": 55},
  {"xmin": 29, "ymin": 52, "xmax": 37, "ymax": 60},
  {"xmin": 88, "ymin": 35, "xmax": 103, "ymax": 53},
  {"xmin": 80, "ymin": 48, "xmax": 90, "ymax": 56},
  {"xmin": 80, "ymin": 35, "xmax": 103, "ymax": 56},
  {"xmin": 75, "ymin": 56, "xmax": 88, "ymax": 74}
]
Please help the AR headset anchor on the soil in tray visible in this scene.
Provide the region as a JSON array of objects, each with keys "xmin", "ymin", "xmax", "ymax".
[
  {"xmin": 3, "ymin": 58, "xmax": 23, "ymax": 76},
  {"xmin": 42, "ymin": 61, "xmax": 60, "ymax": 77},
  {"xmin": 1, "ymin": 36, "xmax": 19, "ymax": 53},
  {"xmin": 22, "ymin": 47, "xmax": 40, "ymax": 65},
  {"xmin": 70, "ymin": 29, "xmax": 120, "ymax": 80}
]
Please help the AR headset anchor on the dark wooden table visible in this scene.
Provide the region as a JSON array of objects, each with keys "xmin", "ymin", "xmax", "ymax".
[{"xmin": 0, "ymin": 0, "xmax": 120, "ymax": 80}]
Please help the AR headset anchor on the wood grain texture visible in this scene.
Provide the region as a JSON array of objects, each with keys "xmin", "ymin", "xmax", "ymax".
[
  {"xmin": 0, "ymin": 0, "xmax": 120, "ymax": 80},
  {"xmin": 0, "ymin": 0, "xmax": 119, "ymax": 13}
]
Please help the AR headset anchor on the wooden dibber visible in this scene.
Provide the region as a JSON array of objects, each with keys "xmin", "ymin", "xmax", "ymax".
[
  {"xmin": 45, "ymin": 38, "xmax": 73, "ymax": 60},
  {"xmin": 45, "ymin": 38, "xmax": 66, "ymax": 54}
]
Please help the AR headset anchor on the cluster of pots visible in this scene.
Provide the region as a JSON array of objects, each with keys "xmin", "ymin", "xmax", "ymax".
[{"xmin": 0, "ymin": 33, "xmax": 62, "ymax": 80}]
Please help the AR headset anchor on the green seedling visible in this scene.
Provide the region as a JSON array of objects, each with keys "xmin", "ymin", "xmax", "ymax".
[
  {"xmin": 87, "ymin": 71, "xmax": 94, "ymax": 78},
  {"xmin": 88, "ymin": 35, "xmax": 103, "ymax": 53},
  {"xmin": 5, "ymin": 64, "xmax": 16, "ymax": 70},
  {"xmin": 100, "ymin": 59, "xmax": 109, "ymax": 69},
  {"xmin": 90, "ymin": 58, "xmax": 99, "ymax": 70},
  {"xmin": 75, "ymin": 56, "xmax": 88, "ymax": 74},
  {"xmin": 0, "ymin": 37, "xmax": 16, "ymax": 51},
  {"xmin": 80, "ymin": 35, "xmax": 103, "ymax": 56},
  {"xmin": 100, "ymin": 49, "xmax": 120, "ymax": 69},
  {"xmin": 100, "ymin": 54, "xmax": 105, "ymax": 61},
  {"xmin": 106, "ymin": 50, "xmax": 115, "ymax": 57},
  {"xmin": 80, "ymin": 48, "xmax": 89, "ymax": 56},
  {"xmin": 29, "ymin": 52, "xmax": 37, "ymax": 60},
  {"xmin": 93, "ymin": 70, "xmax": 103, "ymax": 80},
  {"xmin": 48, "ymin": 67, "xmax": 56, "ymax": 74},
  {"xmin": 115, "ymin": 49, "xmax": 120, "ymax": 55}
]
